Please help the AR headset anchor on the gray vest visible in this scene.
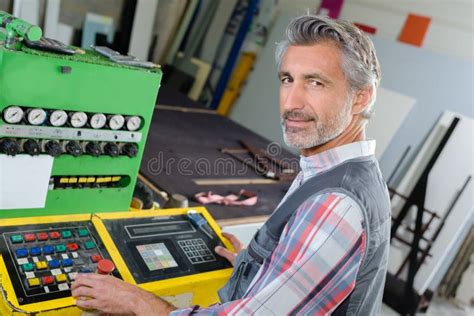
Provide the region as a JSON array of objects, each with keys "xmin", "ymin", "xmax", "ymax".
[{"xmin": 218, "ymin": 156, "xmax": 391, "ymax": 315}]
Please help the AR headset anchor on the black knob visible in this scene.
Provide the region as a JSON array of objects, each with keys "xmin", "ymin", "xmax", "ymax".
[
  {"xmin": 121, "ymin": 143, "xmax": 138, "ymax": 158},
  {"xmin": 23, "ymin": 139, "xmax": 40, "ymax": 156},
  {"xmin": 104, "ymin": 143, "xmax": 119, "ymax": 157},
  {"xmin": 0, "ymin": 138, "xmax": 19, "ymax": 156},
  {"xmin": 44, "ymin": 140, "xmax": 62, "ymax": 157},
  {"xmin": 65, "ymin": 141, "xmax": 83, "ymax": 157},
  {"xmin": 85, "ymin": 142, "xmax": 101, "ymax": 157}
]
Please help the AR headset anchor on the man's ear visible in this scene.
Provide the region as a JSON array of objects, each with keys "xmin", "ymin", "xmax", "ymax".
[{"xmin": 351, "ymin": 86, "xmax": 373, "ymax": 115}]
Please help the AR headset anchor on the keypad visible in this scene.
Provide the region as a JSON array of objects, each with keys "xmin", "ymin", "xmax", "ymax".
[
  {"xmin": 178, "ymin": 238, "xmax": 216, "ymax": 265},
  {"xmin": 4, "ymin": 226, "xmax": 107, "ymax": 301}
]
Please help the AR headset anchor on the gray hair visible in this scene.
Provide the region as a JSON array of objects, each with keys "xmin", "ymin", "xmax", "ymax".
[{"xmin": 275, "ymin": 14, "xmax": 381, "ymax": 119}]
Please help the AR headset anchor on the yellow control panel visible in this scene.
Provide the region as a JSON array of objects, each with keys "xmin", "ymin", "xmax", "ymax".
[{"xmin": 0, "ymin": 207, "xmax": 233, "ymax": 315}]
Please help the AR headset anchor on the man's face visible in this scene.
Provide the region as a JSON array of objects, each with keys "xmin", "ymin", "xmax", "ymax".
[{"xmin": 279, "ymin": 41, "xmax": 353, "ymax": 149}]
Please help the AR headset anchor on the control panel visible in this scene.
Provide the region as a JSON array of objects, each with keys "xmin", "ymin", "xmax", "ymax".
[
  {"xmin": 0, "ymin": 221, "xmax": 119, "ymax": 306},
  {"xmin": 102, "ymin": 213, "xmax": 231, "ymax": 284},
  {"xmin": 0, "ymin": 30, "xmax": 162, "ymax": 218},
  {"xmin": 0, "ymin": 208, "xmax": 234, "ymax": 315}
]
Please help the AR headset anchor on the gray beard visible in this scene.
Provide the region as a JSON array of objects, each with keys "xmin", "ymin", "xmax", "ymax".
[{"xmin": 281, "ymin": 105, "xmax": 351, "ymax": 149}]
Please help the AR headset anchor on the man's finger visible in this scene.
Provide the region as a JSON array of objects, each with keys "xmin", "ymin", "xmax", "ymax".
[
  {"xmin": 221, "ymin": 232, "xmax": 242, "ymax": 249},
  {"xmin": 215, "ymin": 246, "xmax": 236, "ymax": 263},
  {"xmin": 71, "ymin": 286, "xmax": 97, "ymax": 299},
  {"xmin": 71, "ymin": 275, "xmax": 103, "ymax": 290},
  {"xmin": 75, "ymin": 297, "xmax": 100, "ymax": 310}
]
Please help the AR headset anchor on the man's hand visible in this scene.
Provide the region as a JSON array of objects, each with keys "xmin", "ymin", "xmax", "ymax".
[
  {"xmin": 214, "ymin": 232, "xmax": 246, "ymax": 265},
  {"xmin": 71, "ymin": 273, "xmax": 176, "ymax": 315}
]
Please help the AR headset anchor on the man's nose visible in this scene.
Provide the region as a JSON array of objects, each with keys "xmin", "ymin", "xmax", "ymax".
[{"xmin": 281, "ymin": 83, "xmax": 305, "ymax": 112}]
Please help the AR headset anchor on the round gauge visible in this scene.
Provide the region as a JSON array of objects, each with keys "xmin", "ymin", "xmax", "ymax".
[
  {"xmin": 27, "ymin": 108, "xmax": 47, "ymax": 125},
  {"xmin": 49, "ymin": 110, "xmax": 68, "ymax": 127},
  {"xmin": 70, "ymin": 111, "xmax": 88, "ymax": 128},
  {"xmin": 3, "ymin": 106, "xmax": 24, "ymax": 124},
  {"xmin": 90, "ymin": 113, "xmax": 107, "ymax": 129},
  {"xmin": 126, "ymin": 116, "xmax": 142, "ymax": 131},
  {"xmin": 108, "ymin": 114, "xmax": 125, "ymax": 130}
]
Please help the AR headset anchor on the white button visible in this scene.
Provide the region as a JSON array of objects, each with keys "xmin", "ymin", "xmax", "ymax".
[
  {"xmin": 51, "ymin": 268, "xmax": 62, "ymax": 276},
  {"xmin": 25, "ymin": 272, "xmax": 35, "ymax": 279},
  {"xmin": 44, "ymin": 286, "xmax": 50, "ymax": 293},
  {"xmin": 46, "ymin": 255, "xmax": 52, "ymax": 261},
  {"xmin": 58, "ymin": 283, "xmax": 69, "ymax": 291},
  {"xmin": 17, "ymin": 258, "xmax": 29, "ymax": 265},
  {"xmin": 32, "ymin": 257, "xmax": 39, "ymax": 263},
  {"xmin": 61, "ymin": 254, "xmax": 69, "ymax": 259},
  {"xmin": 72, "ymin": 252, "xmax": 79, "ymax": 258},
  {"xmin": 64, "ymin": 267, "xmax": 72, "ymax": 273},
  {"xmin": 69, "ymin": 272, "xmax": 78, "ymax": 280}
]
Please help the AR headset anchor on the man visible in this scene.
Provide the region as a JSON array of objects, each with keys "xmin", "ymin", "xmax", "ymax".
[{"xmin": 71, "ymin": 14, "xmax": 390, "ymax": 315}]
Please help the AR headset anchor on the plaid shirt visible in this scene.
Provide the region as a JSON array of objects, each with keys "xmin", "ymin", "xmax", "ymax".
[{"xmin": 171, "ymin": 141, "xmax": 376, "ymax": 315}]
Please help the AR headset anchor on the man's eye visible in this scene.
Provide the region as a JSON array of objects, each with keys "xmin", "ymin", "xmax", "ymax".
[
  {"xmin": 280, "ymin": 77, "xmax": 291, "ymax": 84},
  {"xmin": 309, "ymin": 79, "xmax": 323, "ymax": 86}
]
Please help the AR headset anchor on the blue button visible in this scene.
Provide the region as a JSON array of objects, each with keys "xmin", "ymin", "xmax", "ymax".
[
  {"xmin": 29, "ymin": 247, "xmax": 41, "ymax": 256},
  {"xmin": 62, "ymin": 258, "xmax": 73, "ymax": 267},
  {"xmin": 15, "ymin": 248, "xmax": 28, "ymax": 258},
  {"xmin": 79, "ymin": 267, "xmax": 92, "ymax": 273},
  {"xmin": 43, "ymin": 245, "xmax": 54, "ymax": 255},
  {"xmin": 48, "ymin": 259, "xmax": 60, "ymax": 269}
]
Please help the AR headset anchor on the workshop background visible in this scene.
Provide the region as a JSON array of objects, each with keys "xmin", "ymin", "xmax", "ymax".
[{"xmin": 0, "ymin": 0, "xmax": 473, "ymax": 315}]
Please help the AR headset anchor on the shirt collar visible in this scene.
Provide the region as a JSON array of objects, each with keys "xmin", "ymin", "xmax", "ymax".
[{"xmin": 299, "ymin": 140, "xmax": 376, "ymax": 179}]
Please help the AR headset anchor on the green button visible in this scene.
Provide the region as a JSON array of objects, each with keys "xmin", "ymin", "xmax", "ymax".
[
  {"xmin": 84, "ymin": 241, "xmax": 96, "ymax": 250},
  {"xmin": 22, "ymin": 263, "xmax": 34, "ymax": 272},
  {"xmin": 11, "ymin": 235, "xmax": 23, "ymax": 243},
  {"xmin": 78, "ymin": 229, "xmax": 89, "ymax": 237},
  {"xmin": 61, "ymin": 230, "xmax": 72, "ymax": 238},
  {"xmin": 55, "ymin": 244, "xmax": 66, "ymax": 253}
]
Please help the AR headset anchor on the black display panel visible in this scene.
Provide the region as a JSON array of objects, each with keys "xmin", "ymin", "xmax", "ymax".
[
  {"xmin": 0, "ymin": 221, "xmax": 120, "ymax": 305},
  {"xmin": 103, "ymin": 215, "xmax": 232, "ymax": 284}
]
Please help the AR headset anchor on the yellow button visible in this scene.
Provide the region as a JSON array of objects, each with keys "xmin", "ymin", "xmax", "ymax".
[
  {"xmin": 87, "ymin": 177, "xmax": 95, "ymax": 183},
  {"xmin": 28, "ymin": 278, "xmax": 40, "ymax": 287},
  {"xmin": 96, "ymin": 177, "xmax": 104, "ymax": 183},
  {"xmin": 55, "ymin": 274, "xmax": 68, "ymax": 283},
  {"xmin": 112, "ymin": 176, "xmax": 121, "ymax": 182},
  {"xmin": 36, "ymin": 261, "xmax": 47, "ymax": 270},
  {"xmin": 79, "ymin": 177, "xmax": 87, "ymax": 183},
  {"xmin": 103, "ymin": 177, "xmax": 112, "ymax": 183},
  {"xmin": 69, "ymin": 177, "xmax": 78, "ymax": 184},
  {"xmin": 59, "ymin": 178, "xmax": 69, "ymax": 184}
]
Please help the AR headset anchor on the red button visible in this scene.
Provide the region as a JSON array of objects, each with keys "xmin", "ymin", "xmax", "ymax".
[
  {"xmin": 49, "ymin": 232, "xmax": 60, "ymax": 240},
  {"xmin": 37, "ymin": 232, "xmax": 49, "ymax": 241},
  {"xmin": 90, "ymin": 254, "xmax": 102, "ymax": 263},
  {"xmin": 97, "ymin": 259, "xmax": 115, "ymax": 275},
  {"xmin": 42, "ymin": 275, "xmax": 54, "ymax": 285},
  {"xmin": 24, "ymin": 233, "xmax": 36, "ymax": 242},
  {"xmin": 67, "ymin": 243, "xmax": 79, "ymax": 251}
]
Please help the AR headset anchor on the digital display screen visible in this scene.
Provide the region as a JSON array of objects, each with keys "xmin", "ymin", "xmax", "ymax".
[{"xmin": 136, "ymin": 243, "xmax": 178, "ymax": 271}]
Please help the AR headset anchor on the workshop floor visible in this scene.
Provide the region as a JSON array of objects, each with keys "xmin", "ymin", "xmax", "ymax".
[{"xmin": 381, "ymin": 297, "xmax": 474, "ymax": 315}]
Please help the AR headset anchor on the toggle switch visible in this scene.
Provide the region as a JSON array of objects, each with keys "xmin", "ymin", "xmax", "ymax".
[
  {"xmin": 23, "ymin": 139, "xmax": 41, "ymax": 156},
  {"xmin": 103, "ymin": 142, "xmax": 119, "ymax": 157},
  {"xmin": 0, "ymin": 138, "xmax": 19, "ymax": 156},
  {"xmin": 64, "ymin": 140, "xmax": 83, "ymax": 157},
  {"xmin": 121, "ymin": 143, "xmax": 138, "ymax": 158},
  {"xmin": 43, "ymin": 140, "xmax": 62, "ymax": 157},
  {"xmin": 85, "ymin": 141, "xmax": 102, "ymax": 157}
]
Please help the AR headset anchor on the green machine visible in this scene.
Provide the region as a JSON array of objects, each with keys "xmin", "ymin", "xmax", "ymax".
[{"xmin": 0, "ymin": 12, "xmax": 162, "ymax": 218}]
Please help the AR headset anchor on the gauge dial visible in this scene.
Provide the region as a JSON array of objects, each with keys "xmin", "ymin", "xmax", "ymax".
[
  {"xmin": 3, "ymin": 106, "xmax": 24, "ymax": 124},
  {"xmin": 90, "ymin": 113, "xmax": 107, "ymax": 129},
  {"xmin": 70, "ymin": 111, "xmax": 88, "ymax": 128},
  {"xmin": 49, "ymin": 110, "xmax": 68, "ymax": 127},
  {"xmin": 126, "ymin": 116, "xmax": 142, "ymax": 131},
  {"xmin": 27, "ymin": 108, "xmax": 47, "ymax": 125},
  {"xmin": 108, "ymin": 114, "xmax": 125, "ymax": 130}
]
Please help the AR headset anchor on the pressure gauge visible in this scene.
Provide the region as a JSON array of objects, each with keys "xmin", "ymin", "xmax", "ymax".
[
  {"xmin": 27, "ymin": 108, "xmax": 47, "ymax": 125},
  {"xmin": 49, "ymin": 110, "xmax": 68, "ymax": 127},
  {"xmin": 90, "ymin": 113, "xmax": 107, "ymax": 129},
  {"xmin": 126, "ymin": 116, "xmax": 142, "ymax": 131},
  {"xmin": 108, "ymin": 114, "xmax": 125, "ymax": 130},
  {"xmin": 3, "ymin": 106, "xmax": 24, "ymax": 124},
  {"xmin": 70, "ymin": 111, "xmax": 88, "ymax": 128}
]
